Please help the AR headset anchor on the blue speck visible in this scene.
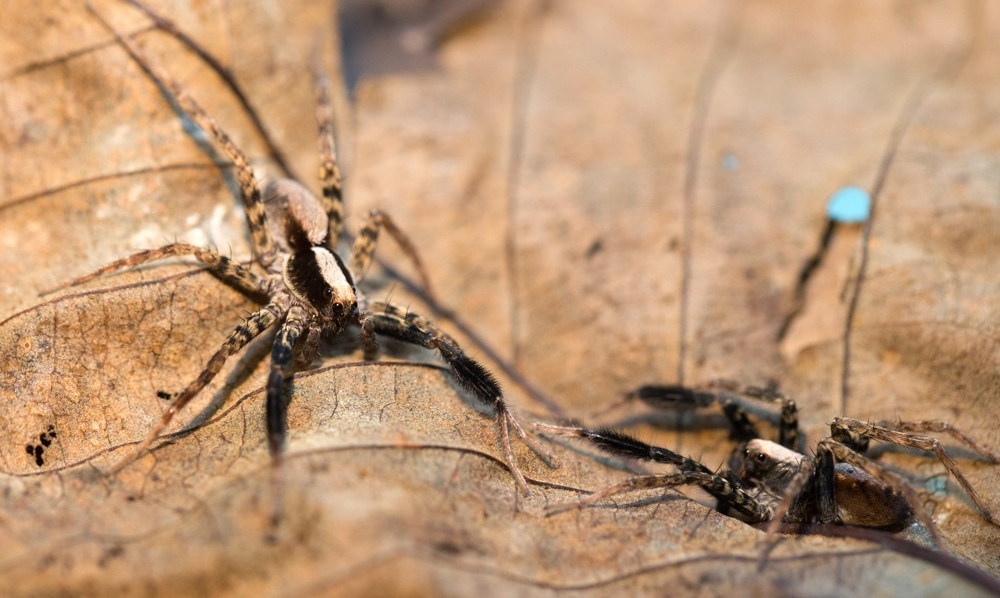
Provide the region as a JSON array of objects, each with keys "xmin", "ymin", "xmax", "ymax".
[
  {"xmin": 826, "ymin": 186, "xmax": 871, "ymax": 223},
  {"xmin": 721, "ymin": 154, "xmax": 739, "ymax": 171}
]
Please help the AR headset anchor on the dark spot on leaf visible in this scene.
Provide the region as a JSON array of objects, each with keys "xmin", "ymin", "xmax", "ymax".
[{"xmin": 585, "ymin": 238, "xmax": 603, "ymax": 259}]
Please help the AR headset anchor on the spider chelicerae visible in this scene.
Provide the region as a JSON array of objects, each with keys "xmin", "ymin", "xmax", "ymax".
[
  {"xmin": 68, "ymin": 9, "xmax": 551, "ymax": 494},
  {"xmin": 538, "ymin": 381, "xmax": 1000, "ymax": 543}
]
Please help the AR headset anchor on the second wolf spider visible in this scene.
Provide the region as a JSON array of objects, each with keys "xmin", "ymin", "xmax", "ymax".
[
  {"xmin": 70, "ymin": 9, "xmax": 550, "ymax": 494},
  {"xmin": 539, "ymin": 383, "xmax": 1000, "ymax": 542}
]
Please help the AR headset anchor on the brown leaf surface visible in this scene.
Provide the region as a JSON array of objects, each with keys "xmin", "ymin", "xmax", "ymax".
[{"xmin": 3, "ymin": 0, "xmax": 1000, "ymax": 596}]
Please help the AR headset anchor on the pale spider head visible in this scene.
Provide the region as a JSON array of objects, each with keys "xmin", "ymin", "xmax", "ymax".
[
  {"xmin": 283, "ymin": 247, "xmax": 358, "ymax": 326},
  {"xmin": 737, "ymin": 438, "xmax": 806, "ymax": 496}
]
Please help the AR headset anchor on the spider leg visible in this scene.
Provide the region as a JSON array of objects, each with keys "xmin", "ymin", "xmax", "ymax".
[
  {"xmin": 537, "ymin": 424, "xmax": 771, "ymax": 521},
  {"xmin": 736, "ymin": 384, "xmax": 799, "ymax": 451},
  {"xmin": 814, "ymin": 448, "xmax": 837, "ymax": 524},
  {"xmin": 58, "ymin": 243, "xmax": 269, "ymax": 297},
  {"xmin": 89, "ymin": 7, "xmax": 277, "ymax": 269},
  {"xmin": 291, "ymin": 325, "xmax": 323, "ymax": 370},
  {"xmin": 596, "ymin": 384, "xmax": 765, "ymax": 441},
  {"xmin": 553, "ymin": 471, "xmax": 770, "ymax": 522},
  {"xmin": 601, "ymin": 382, "xmax": 800, "ymax": 450},
  {"xmin": 109, "ymin": 296, "xmax": 286, "ymax": 474},
  {"xmin": 534, "ymin": 422, "xmax": 713, "ymax": 474},
  {"xmin": 705, "ymin": 380, "xmax": 799, "ymax": 450},
  {"xmin": 312, "ymin": 57, "xmax": 344, "ymax": 244},
  {"xmin": 607, "ymin": 384, "xmax": 718, "ymax": 413},
  {"xmin": 358, "ymin": 307, "xmax": 379, "ymax": 360},
  {"xmin": 874, "ymin": 419, "xmax": 1000, "ymax": 463},
  {"xmin": 350, "ymin": 210, "xmax": 437, "ymax": 301},
  {"xmin": 363, "ymin": 301, "xmax": 553, "ymax": 493},
  {"xmin": 259, "ymin": 306, "xmax": 310, "ymax": 528},
  {"xmin": 722, "ymin": 400, "xmax": 764, "ymax": 445},
  {"xmin": 289, "ymin": 35, "xmax": 435, "ymax": 301},
  {"xmin": 586, "ymin": 384, "xmax": 690, "ymax": 419},
  {"xmin": 760, "ymin": 451, "xmax": 817, "ymax": 542},
  {"xmin": 831, "ymin": 417, "xmax": 1000, "ymax": 526},
  {"xmin": 264, "ymin": 306, "xmax": 308, "ymax": 456}
]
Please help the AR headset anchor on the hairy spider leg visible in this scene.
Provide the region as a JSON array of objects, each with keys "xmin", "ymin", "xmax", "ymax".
[
  {"xmin": 813, "ymin": 448, "xmax": 837, "ymax": 525},
  {"xmin": 291, "ymin": 325, "xmax": 324, "ymax": 370},
  {"xmin": 91, "ymin": 7, "xmax": 277, "ymax": 269},
  {"xmin": 121, "ymin": 0, "xmax": 296, "ymax": 177},
  {"xmin": 591, "ymin": 384, "xmax": 762, "ymax": 441},
  {"xmin": 885, "ymin": 420, "xmax": 1000, "ymax": 463},
  {"xmin": 310, "ymin": 43, "xmax": 440, "ymax": 302},
  {"xmin": 266, "ymin": 305, "xmax": 309, "ymax": 456},
  {"xmin": 364, "ymin": 301, "xmax": 554, "ymax": 493},
  {"xmin": 737, "ymin": 384, "xmax": 799, "ymax": 451},
  {"xmin": 577, "ymin": 426, "xmax": 714, "ymax": 475},
  {"xmin": 350, "ymin": 210, "xmax": 437, "ymax": 302},
  {"xmin": 60, "ymin": 243, "xmax": 269, "ymax": 297},
  {"xmin": 629, "ymin": 385, "xmax": 717, "ymax": 410},
  {"xmin": 762, "ymin": 453, "xmax": 815, "ymax": 537},
  {"xmin": 312, "ymin": 62, "xmax": 344, "ymax": 244},
  {"xmin": 262, "ymin": 305, "xmax": 309, "ymax": 525},
  {"xmin": 832, "ymin": 418, "xmax": 1000, "ymax": 526},
  {"xmin": 109, "ymin": 296, "xmax": 287, "ymax": 474},
  {"xmin": 537, "ymin": 424, "xmax": 771, "ymax": 522},
  {"xmin": 608, "ymin": 382, "xmax": 801, "ymax": 451},
  {"xmin": 589, "ymin": 384, "xmax": 718, "ymax": 418},
  {"xmin": 556, "ymin": 471, "xmax": 771, "ymax": 521}
]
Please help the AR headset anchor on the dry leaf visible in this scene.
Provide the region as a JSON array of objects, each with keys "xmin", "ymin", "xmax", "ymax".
[{"xmin": 2, "ymin": 0, "xmax": 1000, "ymax": 596}]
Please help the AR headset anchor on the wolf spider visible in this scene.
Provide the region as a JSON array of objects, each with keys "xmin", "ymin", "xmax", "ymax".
[
  {"xmin": 539, "ymin": 382, "xmax": 1000, "ymax": 542},
  {"xmin": 70, "ymin": 10, "xmax": 550, "ymax": 493}
]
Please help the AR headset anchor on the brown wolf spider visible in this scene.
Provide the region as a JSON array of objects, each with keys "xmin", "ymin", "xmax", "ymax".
[
  {"xmin": 538, "ymin": 382, "xmax": 1000, "ymax": 543},
  {"xmin": 70, "ymin": 9, "xmax": 551, "ymax": 494}
]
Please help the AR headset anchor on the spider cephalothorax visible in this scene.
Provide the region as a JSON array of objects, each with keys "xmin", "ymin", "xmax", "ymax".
[
  {"xmin": 540, "ymin": 382, "xmax": 999, "ymax": 542},
  {"xmin": 67, "ymin": 9, "xmax": 550, "ymax": 498}
]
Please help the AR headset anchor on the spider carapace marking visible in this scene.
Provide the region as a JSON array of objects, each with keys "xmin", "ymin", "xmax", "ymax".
[
  {"xmin": 74, "ymin": 8, "xmax": 551, "ymax": 499},
  {"xmin": 539, "ymin": 382, "xmax": 1000, "ymax": 544}
]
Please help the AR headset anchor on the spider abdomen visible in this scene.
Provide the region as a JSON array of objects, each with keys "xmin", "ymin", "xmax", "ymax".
[{"xmin": 832, "ymin": 462, "xmax": 913, "ymax": 530}]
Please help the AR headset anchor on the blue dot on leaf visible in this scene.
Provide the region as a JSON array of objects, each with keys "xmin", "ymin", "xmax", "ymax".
[{"xmin": 826, "ymin": 186, "xmax": 871, "ymax": 223}]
